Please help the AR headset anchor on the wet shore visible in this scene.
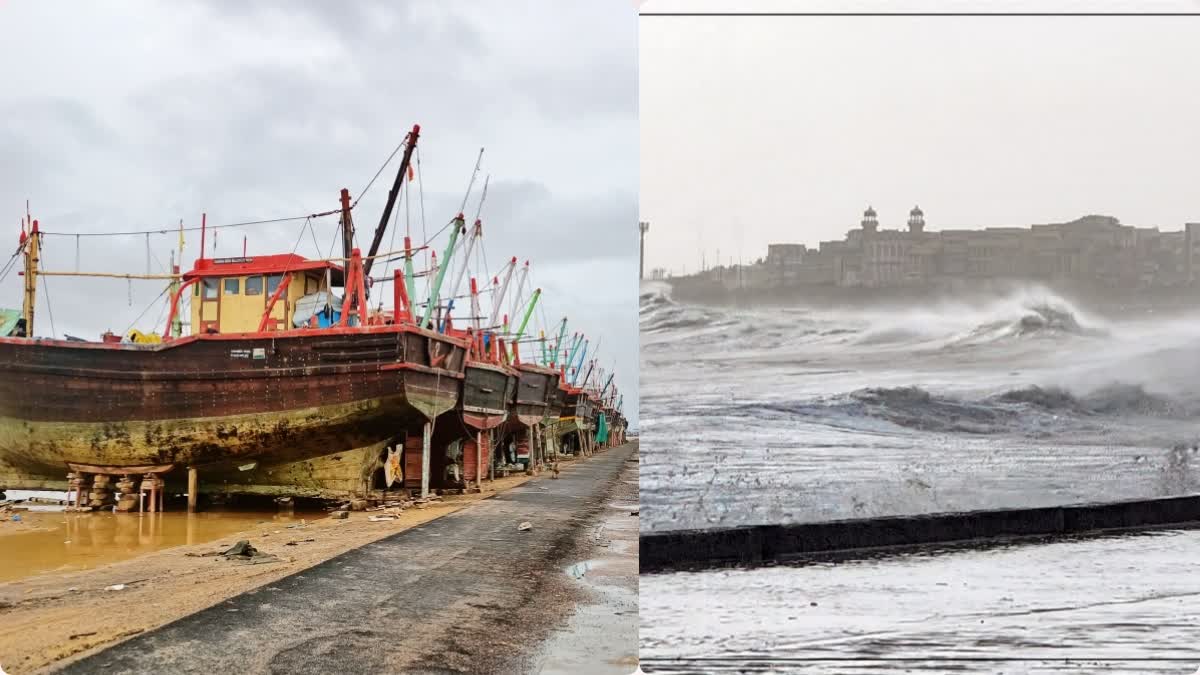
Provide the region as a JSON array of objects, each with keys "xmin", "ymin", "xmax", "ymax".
[
  {"xmin": 27, "ymin": 443, "xmax": 637, "ymax": 674},
  {"xmin": 0, "ymin": 473, "xmax": 538, "ymax": 674}
]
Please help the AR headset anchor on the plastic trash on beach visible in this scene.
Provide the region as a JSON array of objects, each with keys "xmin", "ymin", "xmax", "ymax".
[{"xmin": 518, "ymin": 521, "xmax": 533, "ymax": 532}]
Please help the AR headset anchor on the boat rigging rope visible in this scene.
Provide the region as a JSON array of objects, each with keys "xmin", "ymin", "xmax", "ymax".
[
  {"xmin": 0, "ymin": 246, "xmax": 22, "ymax": 284},
  {"xmin": 457, "ymin": 148, "xmax": 484, "ymax": 225},
  {"xmin": 416, "ymin": 146, "xmax": 428, "ymax": 273},
  {"xmin": 38, "ymin": 256, "xmax": 57, "ymax": 339},
  {"xmin": 351, "ymin": 132, "xmax": 410, "ymax": 210},
  {"xmin": 121, "ymin": 283, "xmax": 172, "ymax": 338},
  {"xmin": 38, "ymin": 214, "xmax": 317, "ymax": 238},
  {"xmin": 377, "ymin": 176, "xmax": 405, "ymax": 310}
]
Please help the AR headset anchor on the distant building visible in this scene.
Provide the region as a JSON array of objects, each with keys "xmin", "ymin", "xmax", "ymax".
[{"xmin": 735, "ymin": 206, "xmax": 1196, "ymax": 290}]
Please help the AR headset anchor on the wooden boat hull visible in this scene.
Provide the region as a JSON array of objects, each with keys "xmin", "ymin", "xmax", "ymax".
[
  {"xmin": 460, "ymin": 361, "xmax": 517, "ymax": 431},
  {"xmin": 506, "ymin": 363, "xmax": 558, "ymax": 429},
  {"xmin": 0, "ymin": 326, "xmax": 466, "ymax": 492}
]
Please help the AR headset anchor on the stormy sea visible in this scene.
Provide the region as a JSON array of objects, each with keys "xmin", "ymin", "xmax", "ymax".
[{"xmin": 639, "ymin": 281, "xmax": 1200, "ymax": 672}]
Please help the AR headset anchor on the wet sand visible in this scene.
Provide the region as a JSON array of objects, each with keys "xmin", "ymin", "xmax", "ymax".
[{"xmin": 0, "ymin": 473, "xmax": 534, "ymax": 674}]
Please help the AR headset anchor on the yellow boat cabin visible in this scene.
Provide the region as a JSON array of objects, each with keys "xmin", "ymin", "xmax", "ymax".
[{"xmin": 186, "ymin": 254, "xmax": 345, "ymax": 334}]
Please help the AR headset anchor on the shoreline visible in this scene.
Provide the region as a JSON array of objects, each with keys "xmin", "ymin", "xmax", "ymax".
[{"xmin": 0, "ymin": 471, "xmax": 543, "ymax": 674}]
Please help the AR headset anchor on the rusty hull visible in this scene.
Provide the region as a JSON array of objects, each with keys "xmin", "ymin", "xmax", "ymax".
[{"xmin": 0, "ymin": 325, "xmax": 466, "ymax": 493}]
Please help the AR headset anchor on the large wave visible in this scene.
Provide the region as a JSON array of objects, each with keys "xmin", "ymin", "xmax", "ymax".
[
  {"xmin": 728, "ymin": 383, "xmax": 1192, "ymax": 437},
  {"xmin": 642, "ymin": 282, "xmax": 1106, "ymax": 352}
]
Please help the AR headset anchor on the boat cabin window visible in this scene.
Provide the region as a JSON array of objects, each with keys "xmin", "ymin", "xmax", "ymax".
[
  {"xmin": 202, "ymin": 278, "xmax": 219, "ymax": 300},
  {"xmin": 266, "ymin": 274, "xmax": 284, "ymax": 296},
  {"xmin": 245, "ymin": 276, "xmax": 263, "ymax": 295},
  {"xmin": 224, "ymin": 278, "xmax": 240, "ymax": 295},
  {"xmin": 305, "ymin": 275, "xmax": 318, "ymax": 294}
]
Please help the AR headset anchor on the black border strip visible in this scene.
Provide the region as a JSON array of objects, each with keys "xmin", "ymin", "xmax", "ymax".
[{"xmin": 641, "ymin": 494, "xmax": 1200, "ymax": 573}]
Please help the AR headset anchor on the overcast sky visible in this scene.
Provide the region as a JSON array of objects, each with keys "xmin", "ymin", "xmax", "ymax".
[
  {"xmin": 0, "ymin": 1, "xmax": 638, "ymax": 423},
  {"xmin": 640, "ymin": 0, "xmax": 1200, "ymax": 274}
]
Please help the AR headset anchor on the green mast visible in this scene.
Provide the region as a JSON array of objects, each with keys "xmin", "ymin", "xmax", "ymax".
[
  {"xmin": 565, "ymin": 334, "xmax": 584, "ymax": 375},
  {"xmin": 403, "ymin": 236, "xmax": 417, "ymax": 321},
  {"xmin": 511, "ymin": 288, "xmax": 541, "ymax": 358},
  {"xmin": 421, "ymin": 215, "xmax": 464, "ymax": 329}
]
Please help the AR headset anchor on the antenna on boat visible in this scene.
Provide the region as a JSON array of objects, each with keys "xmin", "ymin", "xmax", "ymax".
[
  {"xmin": 199, "ymin": 212, "xmax": 207, "ymax": 262},
  {"xmin": 363, "ymin": 124, "xmax": 420, "ymax": 285}
]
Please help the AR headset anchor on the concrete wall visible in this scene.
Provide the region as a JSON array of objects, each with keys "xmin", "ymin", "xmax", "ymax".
[{"xmin": 640, "ymin": 495, "xmax": 1200, "ymax": 574}]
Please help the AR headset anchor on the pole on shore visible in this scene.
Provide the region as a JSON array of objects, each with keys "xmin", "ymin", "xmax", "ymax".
[
  {"xmin": 187, "ymin": 466, "xmax": 198, "ymax": 513},
  {"xmin": 420, "ymin": 421, "xmax": 432, "ymax": 498},
  {"xmin": 476, "ymin": 430, "xmax": 483, "ymax": 490}
]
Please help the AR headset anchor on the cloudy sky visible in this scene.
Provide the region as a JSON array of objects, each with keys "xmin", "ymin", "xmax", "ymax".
[
  {"xmin": 0, "ymin": 1, "xmax": 638, "ymax": 423},
  {"xmin": 641, "ymin": 0, "xmax": 1200, "ymax": 274}
]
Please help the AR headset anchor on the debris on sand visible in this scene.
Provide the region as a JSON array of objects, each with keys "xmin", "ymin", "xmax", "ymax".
[
  {"xmin": 187, "ymin": 540, "xmax": 281, "ymax": 565},
  {"xmin": 221, "ymin": 541, "xmax": 281, "ymax": 565},
  {"xmin": 285, "ymin": 538, "xmax": 316, "ymax": 546},
  {"xmin": 367, "ymin": 515, "xmax": 396, "ymax": 522},
  {"xmin": 518, "ymin": 521, "xmax": 533, "ymax": 532},
  {"xmin": 329, "ymin": 511, "xmax": 349, "ymax": 520},
  {"xmin": 105, "ymin": 584, "xmax": 126, "ymax": 592}
]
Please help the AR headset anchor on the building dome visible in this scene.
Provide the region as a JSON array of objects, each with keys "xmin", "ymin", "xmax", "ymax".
[
  {"xmin": 864, "ymin": 206, "xmax": 877, "ymax": 218},
  {"xmin": 910, "ymin": 205, "xmax": 923, "ymax": 217}
]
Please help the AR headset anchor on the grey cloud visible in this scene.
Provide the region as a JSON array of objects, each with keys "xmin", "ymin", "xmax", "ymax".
[{"xmin": 0, "ymin": 2, "xmax": 638, "ymax": 422}]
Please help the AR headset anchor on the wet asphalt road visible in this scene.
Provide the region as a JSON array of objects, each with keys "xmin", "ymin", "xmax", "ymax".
[{"xmin": 62, "ymin": 442, "xmax": 638, "ymax": 675}]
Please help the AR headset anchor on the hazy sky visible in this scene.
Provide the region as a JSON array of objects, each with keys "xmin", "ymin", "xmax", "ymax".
[
  {"xmin": 640, "ymin": 1, "xmax": 1200, "ymax": 274},
  {"xmin": 0, "ymin": 1, "xmax": 638, "ymax": 422}
]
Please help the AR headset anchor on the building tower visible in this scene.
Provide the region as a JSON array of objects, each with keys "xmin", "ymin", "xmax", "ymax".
[
  {"xmin": 639, "ymin": 221, "xmax": 650, "ymax": 280},
  {"xmin": 907, "ymin": 205, "xmax": 925, "ymax": 234},
  {"xmin": 861, "ymin": 206, "xmax": 879, "ymax": 233}
]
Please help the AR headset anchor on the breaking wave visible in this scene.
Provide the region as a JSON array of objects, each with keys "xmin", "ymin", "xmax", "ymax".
[
  {"xmin": 643, "ymin": 281, "xmax": 1106, "ymax": 352},
  {"xmin": 733, "ymin": 383, "xmax": 1191, "ymax": 436}
]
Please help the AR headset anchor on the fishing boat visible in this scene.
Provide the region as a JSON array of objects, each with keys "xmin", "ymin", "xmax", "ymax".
[
  {"xmin": 0, "ymin": 125, "xmax": 475, "ymax": 508},
  {"xmin": 0, "ymin": 123, "xmax": 628, "ymax": 508}
]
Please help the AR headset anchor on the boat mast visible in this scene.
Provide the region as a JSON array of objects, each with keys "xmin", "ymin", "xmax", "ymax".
[
  {"xmin": 488, "ymin": 257, "xmax": 517, "ymax": 329},
  {"xmin": 469, "ymin": 277, "xmax": 481, "ymax": 331},
  {"xmin": 171, "ymin": 219, "xmax": 184, "ymax": 337},
  {"xmin": 511, "ymin": 288, "xmax": 541, "ymax": 349},
  {"xmin": 553, "ymin": 318, "xmax": 568, "ymax": 367},
  {"xmin": 421, "ymin": 215, "xmax": 463, "ymax": 330},
  {"xmin": 571, "ymin": 339, "xmax": 588, "ymax": 384},
  {"xmin": 403, "ymin": 236, "xmax": 417, "ymax": 322},
  {"xmin": 446, "ymin": 218, "xmax": 482, "ymax": 315},
  {"xmin": 508, "ymin": 261, "xmax": 529, "ymax": 329},
  {"xmin": 20, "ymin": 217, "xmax": 39, "ymax": 337},
  {"xmin": 363, "ymin": 124, "xmax": 420, "ymax": 283},
  {"xmin": 565, "ymin": 333, "xmax": 584, "ymax": 378},
  {"xmin": 340, "ymin": 188, "xmax": 355, "ymax": 268}
]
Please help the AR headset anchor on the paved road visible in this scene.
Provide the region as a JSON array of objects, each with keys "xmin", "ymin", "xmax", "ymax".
[{"xmin": 63, "ymin": 442, "xmax": 638, "ymax": 675}]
